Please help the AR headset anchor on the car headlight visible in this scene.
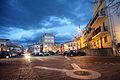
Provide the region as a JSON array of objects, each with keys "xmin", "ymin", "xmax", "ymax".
[{"xmin": 24, "ymin": 54, "xmax": 31, "ymax": 59}]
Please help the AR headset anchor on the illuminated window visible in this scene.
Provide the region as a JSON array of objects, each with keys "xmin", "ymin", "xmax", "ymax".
[{"xmin": 104, "ymin": 36, "xmax": 107, "ymax": 43}]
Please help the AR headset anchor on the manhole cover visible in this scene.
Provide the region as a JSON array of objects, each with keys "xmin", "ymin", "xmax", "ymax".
[
  {"xmin": 74, "ymin": 71, "xmax": 91, "ymax": 76},
  {"xmin": 65, "ymin": 69, "xmax": 101, "ymax": 79}
]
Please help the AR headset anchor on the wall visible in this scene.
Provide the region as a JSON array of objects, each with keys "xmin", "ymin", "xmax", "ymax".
[{"xmin": 79, "ymin": 48, "xmax": 113, "ymax": 56}]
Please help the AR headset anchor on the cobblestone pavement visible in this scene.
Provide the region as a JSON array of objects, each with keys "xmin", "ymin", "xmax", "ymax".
[{"xmin": 0, "ymin": 55, "xmax": 120, "ymax": 80}]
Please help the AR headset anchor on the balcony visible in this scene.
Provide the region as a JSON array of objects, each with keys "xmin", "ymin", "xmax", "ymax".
[
  {"xmin": 90, "ymin": 10, "xmax": 107, "ymax": 28},
  {"xmin": 91, "ymin": 26, "xmax": 108, "ymax": 40}
]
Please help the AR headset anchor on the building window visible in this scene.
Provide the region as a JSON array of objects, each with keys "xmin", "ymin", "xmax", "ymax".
[
  {"xmin": 93, "ymin": 42, "xmax": 96, "ymax": 46},
  {"xmin": 103, "ymin": 22, "xmax": 105, "ymax": 26},
  {"xmin": 104, "ymin": 36, "xmax": 107, "ymax": 43},
  {"xmin": 97, "ymin": 40, "xmax": 99, "ymax": 45}
]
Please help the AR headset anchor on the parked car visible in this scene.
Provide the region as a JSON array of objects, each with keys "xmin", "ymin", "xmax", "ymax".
[
  {"xmin": 43, "ymin": 52, "xmax": 50, "ymax": 56},
  {"xmin": 0, "ymin": 51, "xmax": 11, "ymax": 58},
  {"xmin": 39, "ymin": 52, "xmax": 44, "ymax": 56},
  {"xmin": 64, "ymin": 50, "xmax": 80, "ymax": 56},
  {"xmin": 48, "ymin": 51, "xmax": 55, "ymax": 55},
  {"xmin": 11, "ymin": 52, "xmax": 18, "ymax": 57},
  {"xmin": 63, "ymin": 51, "xmax": 70, "ymax": 56},
  {"xmin": 38, "ymin": 52, "xmax": 50, "ymax": 56},
  {"xmin": 32, "ymin": 52, "xmax": 39, "ymax": 56}
]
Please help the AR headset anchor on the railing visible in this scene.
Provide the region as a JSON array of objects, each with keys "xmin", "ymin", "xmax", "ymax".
[
  {"xmin": 90, "ymin": 10, "xmax": 106, "ymax": 26},
  {"xmin": 92, "ymin": 27, "xmax": 101, "ymax": 37},
  {"xmin": 91, "ymin": 26, "xmax": 108, "ymax": 38}
]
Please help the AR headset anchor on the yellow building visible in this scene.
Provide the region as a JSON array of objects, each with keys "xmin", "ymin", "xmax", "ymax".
[
  {"xmin": 80, "ymin": 30, "xmax": 87, "ymax": 48},
  {"xmin": 79, "ymin": 0, "xmax": 120, "ymax": 56},
  {"xmin": 87, "ymin": 0, "xmax": 112, "ymax": 49}
]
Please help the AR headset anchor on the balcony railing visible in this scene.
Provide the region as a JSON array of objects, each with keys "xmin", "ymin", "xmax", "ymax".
[
  {"xmin": 91, "ymin": 26, "xmax": 108, "ymax": 38},
  {"xmin": 90, "ymin": 10, "xmax": 106, "ymax": 26}
]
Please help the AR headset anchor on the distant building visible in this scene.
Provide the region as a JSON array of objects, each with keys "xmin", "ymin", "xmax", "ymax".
[
  {"xmin": 7, "ymin": 42, "xmax": 22, "ymax": 54},
  {"xmin": 0, "ymin": 38, "xmax": 23, "ymax": 54},
  {"xmin": 64, "ymin": 41, "xmax": 76, "ymax": 51},
  {"xmin": 28, "ymin": 43, "xmax": 42, "ymax": 55},
  {"xmin": 53, "ymin": 42, "xmax": 63, "ymax": 53},
  {"xmin": 42, "ymin": 33, "xmax": 55, "ymax": 52},
  {"xmin": 0, "ymin": 38, "xmax": 9, "ymax": 51}
]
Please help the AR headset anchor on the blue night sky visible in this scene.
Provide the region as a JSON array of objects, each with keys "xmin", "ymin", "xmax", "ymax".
[{"xmin": 0, "ymin": 0, "xmax": 94, "ymax": 45}]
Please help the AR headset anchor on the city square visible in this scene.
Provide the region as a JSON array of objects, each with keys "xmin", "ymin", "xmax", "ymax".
[
  {"xmin": 0, "ymin": 0, "xmax": 120, "ymax": 80},
  {"xmin": 0, "ymin": 55, "xmax": 120, "ymax": 80}
]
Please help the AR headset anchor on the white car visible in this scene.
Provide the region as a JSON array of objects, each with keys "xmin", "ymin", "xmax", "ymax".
[
  {"xmin": 39, "ymin": 52, "xmax": 44, "ymax": 56},
  {"xmin": 39, "ymin": 52, "xmax": 50, "ymax": 56},
  {"xmin": 11, "ymin": 52, "xmax": 18, "ymax": 57}
]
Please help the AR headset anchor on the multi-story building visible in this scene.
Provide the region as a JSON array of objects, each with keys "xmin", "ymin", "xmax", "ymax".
[
  {"xmin": 80, "ymin": 30, "xmax": 87, "ymax": 48},
  {"xmin": 82, "ymin": 0, "xmax": 120, "ymax": 56},
  {"xmin": 89, "ymin": 0, "xmax": 112, "ymax": 49},
  {"xmin": 0, "ymin": 38, "xmax": 9, "ymax": 51},
  {"xmin": 53, "ymin": 42, "xmax": 63, "ymax": 54},
  {"xmin": 63, "ymin": 41, "xmax": 76, "ymax": 51},
  {"xmin": 0, "ymin": 38, "xmax": 23, "ymax": 54},
  {"xmin": 7, "ymin": 42, "xmax": 22, "ymax": 54},
  {"xmin": 42, "ymin": 33, "xmax": 55, "ymax": 52},
  {"xmin": 28, "ymin": 43, "xmax": 42, "ymax": 55}
]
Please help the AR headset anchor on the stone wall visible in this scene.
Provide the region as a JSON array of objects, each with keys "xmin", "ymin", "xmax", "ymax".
[{"xmin": 79, "ymin": 48, "xmax": 113, "ymax": 56}]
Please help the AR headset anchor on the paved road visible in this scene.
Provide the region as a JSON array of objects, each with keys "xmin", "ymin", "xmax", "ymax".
[{"xmin": 0, "ymin": 55, "xmax": 120, "ymax": 80}]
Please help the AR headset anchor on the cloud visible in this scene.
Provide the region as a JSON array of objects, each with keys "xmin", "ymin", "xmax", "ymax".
[
  {"xmin": 1, "ymin": 27, "xmax": 34, "ymax": 40},
  {"xmin": 0, "ymin": 0, "xmax": 94, "ymax": 45},
  {"xmin": 39, "ymin": 16, "xmax": 72, "ymax": 29}
]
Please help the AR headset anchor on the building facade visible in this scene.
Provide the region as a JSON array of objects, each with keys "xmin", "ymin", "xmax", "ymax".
[
  {"xmin": 28, "ymin": 43, "xmax": 42, "ymax": 55},
  {"xmin": 42, "ymin": 33, "xmax": 55, "ymax": 52},
  {"xmin": 81, "ymin": 0, "xmax": 120, "ymax": 56},
  {"xmin": 89, "ymin": 0, "xmax": 112, "ymax": 49},
  {"xmin": 0, "ymin": 39, "xmax": 9, "ymax": 51},
  {"xmin": 64, "ymin": 41, "xmax": 77, "ymax": 51},
  {"xmin": 0, "ymin": 38, "xmax": 23, "ymax": 55}
]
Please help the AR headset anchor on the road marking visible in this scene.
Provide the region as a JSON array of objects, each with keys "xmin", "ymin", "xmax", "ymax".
[
  {"xmin": 19, "ymin": 68, "xmax": 32, "ymax": 70},
  {"xmin": 71, "ymin": 63, "xmax": 82, "ymax": 70},
  {"xmin": 34, "ymin": 66, "xmax": 67, "ymax": 72},
  {"xmin": 35, "ymin": 58, "xmax": 44, "ymax": 61},
  {"xmin": 34, "ymin": 55, "xmax": 101, "ymax": 80},
  {"xmin": 64, "ymin": 56, "xmax": 71, "ymax": 61},
  {"xmin": 34, "ymin": 65, "xmax": 101, "ymax": 79}
]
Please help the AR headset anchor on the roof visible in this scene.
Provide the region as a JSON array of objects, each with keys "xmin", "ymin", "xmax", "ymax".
[
  {"xmin": 43, "ymin": 33, "xmax": 54, "ymax": 37},
  {"xmin": 0, "ymin": 38, "xmax": 9, "ymax": 42},
  {"xmin": 7, "ymin": 42, "xmax": 21, "ymax": 48}
]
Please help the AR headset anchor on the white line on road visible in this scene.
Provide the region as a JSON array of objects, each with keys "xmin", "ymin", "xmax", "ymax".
[
  {"xmin": 64, "ymin": 56, "xmax": 82, "ymax": 70},
  {"xmin": 34, "ymin": 65, "xmax": 101, "ymax": 80},
  {"xmin": 64, "ymin": 56, "xmax": 71, "ymax": 61},
  {"xmin": 71, "ymin": 63, "xmax": 82, "ymax": 70},
  {"xmin": 35, "ymin": 58, "xmax": 44, "ymax": 61},
  {"xmin": 34, "ymin": 66, "xmax": 67, "ymax": 72},
  {"xmin": 19, "ymin": 68, "xmax": 32, "ymax": 70}
]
